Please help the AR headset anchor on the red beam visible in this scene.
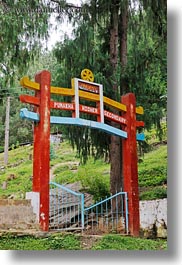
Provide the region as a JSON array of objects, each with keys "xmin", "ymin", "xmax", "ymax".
[
  {"xmin": 104, "ymin": 110, "xmax": 127, "ymax": 125},
  {"xmin": 50, "ymin": 101, "xmax": 75, "ymax": 110},
  {"xmin": 80, "ymin": 104, "xmax": 99, "ymax": 115},
  {"xmin": 19, "ymin": 94, "xmax": 40, "ymax": 106},
  {"xmin": 136, "ymin": 120, "xmax": 145, "ymax": 127}
]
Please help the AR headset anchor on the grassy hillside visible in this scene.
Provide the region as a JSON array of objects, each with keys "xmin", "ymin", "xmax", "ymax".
[{"xmin": 0, "ymin": 140, "xmax": 167, "ymax": 201}]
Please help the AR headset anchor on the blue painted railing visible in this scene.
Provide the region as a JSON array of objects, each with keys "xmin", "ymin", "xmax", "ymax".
[
  {"xmin": 49, "ymin": 182, "xmax": 129, "ymax": 234},
  {"xmin": 84, "ymin": 192, "xmax": 129, "ymax": 234},
  {"xmin": 49, "ymin": 182, "xmax": 84, "ymax": 230}
]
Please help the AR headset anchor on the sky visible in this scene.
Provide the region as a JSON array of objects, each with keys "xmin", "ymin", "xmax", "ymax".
[{"xmin": 47, "ymin": 0, "xmax": 84, "ymax": 50}]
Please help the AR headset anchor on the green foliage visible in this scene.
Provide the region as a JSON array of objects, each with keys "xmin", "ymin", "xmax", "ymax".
[
  {"xmin": 0, "ymin": 97, "xmax": 33, "ymax": 149},
  {"xmin": 0, "ymin": 1, "xmax": 50, "ymax": 86},
  {"xmin": 81, "ymin": 173, "xmax": 110, "ymax": 202},
  {"xmin": 127, "ymin": 8, "xmax": 167, "ymax": 133},
  {"xmin": 92, "ymin": 234, "xmax": 167, "ymax": 250},
  {"xmin": 144, "ymin": 122, "xmax": 167, "ymax": 145},
  {"xmin": 54, "ymin": 168, "xmax": 78, "ymax": 184},
  {"xmin": 78, "ymin": 158, "xmax": 110, "ymax": 202}
]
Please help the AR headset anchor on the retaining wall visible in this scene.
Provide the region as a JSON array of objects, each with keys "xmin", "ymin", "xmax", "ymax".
[
  {"xmin": 0, "ymin": 197, "xmax": 167, "ymax": 238},
  {"xmin": 139, "ymin": 198, "xmax": 167, "ymax": 238},
  {"xmin": 0, "ymin": 199, "xmax": 39, "ymax": 230}
]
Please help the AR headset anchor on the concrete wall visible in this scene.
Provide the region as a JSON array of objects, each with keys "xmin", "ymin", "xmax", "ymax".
[
  {"xmin": 0, "ymin": 199, "xmax": 38, "ymax": 230},
  {"xmin": 139, "ymin": 198, "xmax": 167, "ymax": 238},
  {"xmin": 0, "ymin": 197, "xmax": 167, "ymax": 237}
]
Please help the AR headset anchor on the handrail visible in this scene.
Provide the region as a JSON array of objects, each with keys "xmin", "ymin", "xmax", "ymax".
[
  {"xmin": 50, "ymin": 181, "xmax": 82, "ymax": 197},
  {"xmin": 84, "ymin": 191, "xmax": 127, "ymax": 211}
]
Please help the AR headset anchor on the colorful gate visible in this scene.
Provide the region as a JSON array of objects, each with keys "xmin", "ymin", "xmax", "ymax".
[
  {"xmin": 49, "ymin": 182, "xmax": 128, "ymax": 234},
  {"xmin": 19, "ymin": 69, "xmax": 144, "ymax": 236}
]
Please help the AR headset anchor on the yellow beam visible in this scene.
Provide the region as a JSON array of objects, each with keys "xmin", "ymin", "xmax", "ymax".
[
  {"xmin": 79, "ymin": 90, "xmax": 100, "ymax": 102},
  {"xmin": 104, "ymin": 96, "xmax": 127, "ymax": 112},
  {"xmin": 51, "ymin": 86, "xmax": 74, "ymax": 96},
  {"xmin": 136, "ymin": 106, "xmax": 144, "ymax": 115},
  {"xmin": 20, "ymin": 76, "xmax": 40, "ymax": 91},
  {"xmin": 20, "ymin": 76, "xmax": 143, "ymax": 114},
  {"xmin": 20, "ymin": 76, "xmax": 74, "ymax": 95}
]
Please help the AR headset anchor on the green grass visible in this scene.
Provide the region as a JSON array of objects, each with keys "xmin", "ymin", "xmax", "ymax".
[
  {"xmin": 0, "ymin": 140, "xmax": 167, "ymax": 201},
  {"xmin": 50, "ymin": 141, "xmax": 78, "ymax": 167},
  {"xmin": 138, "ymin": 145, "xmax": 167, "ymax": 200},
  {"xmin": 0, "ymin": 234, "xmax": 81, "ymax": 250},
  {"xmin": 0, "ymin": 149, "xmax": 33, "ymax": 198},
  {"xmin": 0, "ymin": 233, "xmax": 167, "ymax": 250},
  {"xmin": 91, "ymin": 234, "xmax": 167, "ymax": 250},
  {"xmin": 0, "ymin": 145, "xmax": 33, "ymax": 166}
]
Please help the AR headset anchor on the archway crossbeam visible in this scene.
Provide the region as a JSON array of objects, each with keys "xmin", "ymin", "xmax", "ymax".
[{"xmin": 20, "ymin": 108, "xmax": 144, "ymax": 140}]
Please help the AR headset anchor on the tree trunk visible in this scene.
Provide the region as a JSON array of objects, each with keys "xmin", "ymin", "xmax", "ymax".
[
  {"xmin": 109, "ymin": 1, "xmax": 122, "ymax": 195},
  {"xmin": 109, "ymin": 1, "xmax": 128, "ymax": 195},
  {"xmin": 4, "ymin": 96, "xmax": 10, "ymax": 165}
]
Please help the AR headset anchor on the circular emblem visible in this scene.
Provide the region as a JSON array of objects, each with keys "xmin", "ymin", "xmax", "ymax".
[{"xmin": 81, "ymin": 69, "xmax": 94, "ymax": 82}]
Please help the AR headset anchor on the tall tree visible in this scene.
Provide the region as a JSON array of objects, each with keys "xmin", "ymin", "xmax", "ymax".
[
  {"xmin": 109, "ymin": 0, "xmax": 122, "ymax": 194},
  {"xmin": 0, "ymin": 1, "xmax": 49, "ymax": 161},
  {"xmin": 52, "ymin": 0, "xmax": 167, "ymax": 195}
]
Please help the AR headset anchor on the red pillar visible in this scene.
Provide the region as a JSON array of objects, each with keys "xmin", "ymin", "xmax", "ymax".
[
  {"xmin": 33, "ymin": 90, "xmax": 41, "ymax": 192},
  {"xmin": 122, "ymin": 93, "xmax": 140, "ymax": 236},
  {"xmin": 33, "ymin": 70, "xmax": 51, "ymax": 231}
]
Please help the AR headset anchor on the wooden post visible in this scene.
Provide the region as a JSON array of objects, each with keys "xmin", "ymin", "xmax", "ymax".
[
  {"xmin": 121, "ymin": 93, "xmax": 140, "ymax": 236},
  {"xmin": 33, "ymin": 90, "xmax": 41, "ymax": 192},
  {"xmin": 33, "ymin": 70, "xmax": 51, "ymax": 231}
]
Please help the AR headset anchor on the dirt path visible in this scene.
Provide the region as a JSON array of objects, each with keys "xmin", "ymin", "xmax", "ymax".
[{"xmin": 50, "ymin": 161, "xmax": 79, "ymax": 181}]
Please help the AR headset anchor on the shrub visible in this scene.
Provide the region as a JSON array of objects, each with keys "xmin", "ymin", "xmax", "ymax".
[{"xmin": 81, "ymin": 173, "xmax": 110, "ymax": 202}]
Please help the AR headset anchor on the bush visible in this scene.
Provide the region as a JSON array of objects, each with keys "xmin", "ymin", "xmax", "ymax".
[
  {"xmin": 81, "ymin": 173, "xmax": 110, "ymax": 202},
  {"xmin": 0, "ymin": 146, "xmax": 4, "ymax": 153}
]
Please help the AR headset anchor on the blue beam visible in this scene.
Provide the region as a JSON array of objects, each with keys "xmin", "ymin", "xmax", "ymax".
[
  {"xmin": 51, "ymin": 116, "xmax": 128, "ymax": 138},
  {"xmin": 20, "ymin": 108, "xmax": 144, "ymax": 140},
  {"xmin": 136, "ymin": 133, "xmax": 145, "ymax": 141},
  {"xmin": 20, "ymin": 108, "xmax": 39, "ymax": 122}
]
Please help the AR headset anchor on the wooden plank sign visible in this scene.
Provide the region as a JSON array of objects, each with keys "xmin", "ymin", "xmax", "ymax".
[
  {"xmin": 78, "ymin": 80, "xmax": 100, "ymax": 94},
  {"xmin": 51, "ymin": 101, "xmax": 74, "ymax": 110},
  {"xmin": 104, "ymin": 110, "xmax": 127, "ymax": 125}
]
